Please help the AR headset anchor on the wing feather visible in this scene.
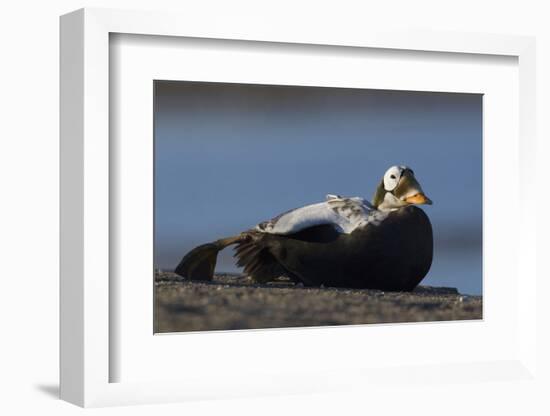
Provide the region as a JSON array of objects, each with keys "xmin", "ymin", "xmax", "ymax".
[{"xmin": 256, "ymin": 195, "xmax": 386, "ymax": 235}]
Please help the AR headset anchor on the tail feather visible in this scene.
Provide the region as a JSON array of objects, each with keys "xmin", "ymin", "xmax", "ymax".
[
  {"xmin": 234, "ymin": 235, "xmax": 299, "ymax": 283},
  {"xmin": 244, "ymin": 256, "xmax": 263, "ymax": 275},
  {"xmin": 234, "ymin": 242, "xmax": 262, "ymax": 269},
  {"xmin": 234, "ymin": 243, "xmax": 259, "ymax": 260}
]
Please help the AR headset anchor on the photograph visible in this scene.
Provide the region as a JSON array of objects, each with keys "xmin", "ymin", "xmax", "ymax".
[{"xmin": 153, "ymin": 80, "xmax": 483, "ymax": 333}]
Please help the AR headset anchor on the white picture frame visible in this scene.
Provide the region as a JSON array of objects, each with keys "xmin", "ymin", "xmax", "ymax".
[{"xmin": 60, "ymin": 7, "xmax": 538, "ymax": 408}]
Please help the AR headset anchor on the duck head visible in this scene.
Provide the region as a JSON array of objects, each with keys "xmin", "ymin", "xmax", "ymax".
[{"xmin": 372, "ymin": 165, "xmax": 432, "ymax": 211}]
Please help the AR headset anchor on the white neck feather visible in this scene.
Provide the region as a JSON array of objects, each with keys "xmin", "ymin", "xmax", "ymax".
[{"xmin": 377, "ymin": 193, "xmax": 406, "ymax": 212}]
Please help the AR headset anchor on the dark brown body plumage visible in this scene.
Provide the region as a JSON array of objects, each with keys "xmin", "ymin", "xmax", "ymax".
[{"xmin": 234, "ymin": 205, "xmax": 432, "ymax": 291}]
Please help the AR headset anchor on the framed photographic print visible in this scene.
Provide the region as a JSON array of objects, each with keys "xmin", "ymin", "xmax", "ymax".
[
  {"xmin": 60, "ymin": 8, "xmax": 538, "ymax": 408},
  {"xmin": 153, "ymin": 80, "xmax": 483, "ymax": 333}
]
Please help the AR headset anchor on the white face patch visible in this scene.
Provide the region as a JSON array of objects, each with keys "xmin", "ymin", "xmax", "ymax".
[{"xmin": 383, "ymin": 165, "xmax": 407, "ymax": 191}]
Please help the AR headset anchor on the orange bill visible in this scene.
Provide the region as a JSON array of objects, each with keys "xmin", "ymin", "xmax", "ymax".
[{"xmin": 404, "ymin": 193, "xmax": 432, "ymax": 205}]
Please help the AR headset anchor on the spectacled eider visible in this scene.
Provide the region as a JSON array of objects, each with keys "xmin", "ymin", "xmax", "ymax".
[{"xmin": 175, "ymin": 165, "xmax": 433, "ymax": 291}]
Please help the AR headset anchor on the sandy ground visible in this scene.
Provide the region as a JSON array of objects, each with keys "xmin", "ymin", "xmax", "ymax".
[{"xmin": 155, "ymin": 272, "xmax": 482, "ymax": 333}]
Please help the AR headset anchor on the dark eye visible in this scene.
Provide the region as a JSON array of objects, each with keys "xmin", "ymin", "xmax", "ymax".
[{"xmin": 390, "ymin": 174, "xmax": 396, "ymax": 179}]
